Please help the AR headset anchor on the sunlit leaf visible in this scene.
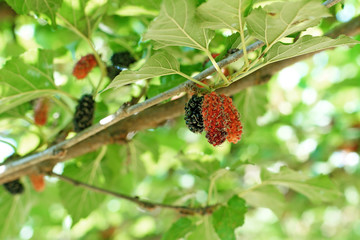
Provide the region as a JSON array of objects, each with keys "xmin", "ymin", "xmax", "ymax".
[
  {"xmin": 212, "ymin": 196, "xmax": 247, "ymax": 240},
  {"xmin": 246, "ymin": 0, "xmax": 330, "ymax": 46},
  {"xmin": 0, "ymin": 189, "xmax": 33, "ymax": 239},
  {"xmin": 105, "ymin": 52, "xmax": 182, "ymax": 90},
  {"xmin": 59, "ymin": 151, "xmax": 107, "ymax": 225},
  {"xmin": 241, "ymin": 185, "xmax": 285, "ymax": 217},
  {"xmin": 262, "ymin": 167, "xmax": 341, "ymax": 203},
  {"xmin": 265, "ymin": 35, "xmax": 360, "ymax": 63},
  {"xmin": 187, "ymin": 219, "xmax": 220, "ymax": 240},
  {"xmin": 58, "ymin": 0, "xmax": 107, "ymax": 37},
  {"xmin": 6, "ymin": 0, "xmax": 62, "ymax": 25},
  {"xmin": 115, "ymin": 0, "xmax": 162, "ymax": 16},
  {"xmin": 197, "ymin": 0, "xmax": 252, "ymax": 32},
  {"xmin": 0, "ymin": 50, "xmax": 57, "ymax": 114},
  {"xmin": 162, "ymin": 218, "xmax": 195, "ymax": 240},
  {"xmin": 143, "ymin": 0, "xmax": 214, "ymax": 50}
]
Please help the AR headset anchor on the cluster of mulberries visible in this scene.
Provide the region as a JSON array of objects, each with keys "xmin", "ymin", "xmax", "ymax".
[
  {"xmin": 184, "ymin": 95, "xmax": 204, "ymax": 133},
  {"xmin": 3, "ymin": 179, "xmax": 24, "ymax": 195},
  {"xmin": 72, "ymin": 54, "xmax": 98, "ymax": 79},
  {"xmin": 184, "ymin": 92, "xmax": 243, "ymax": 146},
  {"xmin": 73, "ymin": 94, "xmax": 95, "ymax": 132},
  {"xmin": 107, "ymin": 51, "xmax": 136, "ymax": 80},
  {"xmin": 34, "ymin": 97, "xmax": 50, "ymax": 126}
]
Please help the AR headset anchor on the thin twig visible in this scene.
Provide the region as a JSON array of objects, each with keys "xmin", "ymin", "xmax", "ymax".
[
  {"xmin": 323, "ymin": 0, "xmax": 343, "ymax": 8},
  {"xmin": 50, "ymin": 172, "xmax": 218, "ymax": 215}
]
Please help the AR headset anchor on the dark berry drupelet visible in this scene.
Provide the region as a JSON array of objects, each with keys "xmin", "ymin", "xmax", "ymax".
[
  {"xmin": 107, "ymin": 65, "xmax": 123, "ymax": 80},
  {"xmin": 205, "ymin": 129, "xmax": 227, "ymax": 146},
  {"xmin": 184, "ymin": 95, "xmax": 204, "ymax": 133},
  {"xmin": 3, "ymin": 179, "xmax": 24, "ymax": 195},
  {"xmin": 110, "ymin": 51, "xmax": 136, "ymax": 68},
  {"xmin": 73, "ymin": 94, "xmax": 95, "ymax": 132}
]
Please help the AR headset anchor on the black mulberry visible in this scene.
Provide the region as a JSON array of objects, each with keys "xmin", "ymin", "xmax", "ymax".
[
  {"xmin": 3, "ymin": 179, "xmax": 24, "ymax": 195},
  {"xmin": 107, "ymin": 65, "xmax": 123, "ymax": 80},
  {"xmin": 110, "ymin": 51, "xmax": 136, "ymax": 68},
  {"xmin": 73, "ymin": 94, "xmax": 95, "ymax": 132},
  {"xmin": 184, "ymin": 95, "xmax": 204, "ymax": 133}
]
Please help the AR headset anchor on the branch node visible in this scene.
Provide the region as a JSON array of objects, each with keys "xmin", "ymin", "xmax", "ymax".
[{"xmin": 52, "ymin": 148, "xmax": 67, "ymax": 158}]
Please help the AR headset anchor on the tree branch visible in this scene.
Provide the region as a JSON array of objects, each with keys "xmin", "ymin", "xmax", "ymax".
[
  {"xmin": 1, "ymin": 12, "xmax": 358, "ymax": 185},
  {"xmin": 50, "ymin": 172, "xmax": 218, "ymax": 215}
]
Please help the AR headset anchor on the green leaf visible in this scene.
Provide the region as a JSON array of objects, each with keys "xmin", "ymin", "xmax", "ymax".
[
  {"xmin": 187, "ymin": 219, "xmax": 220, "ymax": 240},
  {"xmin": 182, "ymin": 159, "xmax": 221, "ymax": 178},
  {"xmin": 0, "ymin": 189, "xmax": 33, "ymax": 239},
  {"xmin": 6, "ymin": 0, "xmax": 62, "ymax": 25},
  {"xmin": 262, "ymin": 167, "xmax": 341, "ymax": 203},
  {"xmin": 265, "ymin": 35, "xmax": 360, "ymax": 63},
  {"xmin": 197, "ymin": 0, "xmax": 252, "ymax": 32},
  {"xmin": 59, "ymin": 151, "xmax": 107, "ymax": 225},
  {"xmin": 162, "ymin": 217, "xmax": 195, "ymax": 240},
  {"xmin": 0, "ymin": 49, "xmax": 58, "ymax": 114},
  {"xmin": 116, "ymin": 0, "xmax": 162, "ymax": 17},
  {"xmin": 58, "ymin": 0, "xmax": 107, "ymax": 37},
  {"xmin": 235, "ymin": 84, "xmax": 268, "ymax": 132},
  {"xmin": 212, "ymin": 196, "xmax": 247, "ymax": 240},
  {"xmin": 246, "ymin": 0, "xmax": 330, "ymax": 47},
  {"xmin": 105, "ymin": 52, "xmax": 182, "ymax": 91},
  {"xmin": 143, "ymin": 0, "xmax": 214, "ymax": 50},
  {"xmin": 35, "ymin": 25, "xmax": 80, "ymax": 49},
  {"xmin": 241, "ymin": 185, "xmax": 285, "ymax": 217}
]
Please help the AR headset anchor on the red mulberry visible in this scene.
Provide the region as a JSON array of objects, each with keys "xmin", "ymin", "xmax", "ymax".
[
  {"xmin": 34, "ymin": 97, "xmax": 50, "ymax": 126},
  {"xmin": 202, "ymin": 92, "xmax": 228, "ymax": 146},
  {"xmin": 198, "ymin": 92, "xmax": 243, "ymax": 146},
  {"xmin": 29, "ymin": 174, "xmax": 45, "ymax": 192},
  {"xmin": 184, "ymin": 95, "xmax": 204, "ymax": 133},
  {"xmin": 221, "ymin": 94, "xmax": 243, "ymax": 144},
  {"xmin": 73, "ymin": 94, "xmax": 95, "ymax": 132},
  {"xmin": 72, "ymin": 54, "xmax": 98, "ymax": 79}
]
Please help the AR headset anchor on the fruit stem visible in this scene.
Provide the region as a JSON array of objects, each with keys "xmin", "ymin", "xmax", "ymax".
[
  {"xmin": 206, "ymin": 51, "xmax": 230, "ymax": 84},
  {"xmin": 178, "ymin": 72, "xmax": 211, "ymax": 91},
  {"xmin": 238, "ymin": 11, "xmax": 249, "ymax": 68}
]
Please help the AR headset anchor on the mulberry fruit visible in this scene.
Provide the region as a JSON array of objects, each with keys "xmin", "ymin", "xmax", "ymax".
[
  {"xmin": 107, "ymin": 65, "xmax": 123, "ymax": 80},
  {"xmin": 111, "ymin": 51, "xmax": 136, "ymax": 68},
  {"xmin": 205, "ymin": 129, "xmax": 227, "ymax": 146},
  {"xmin": 73, "ymin": 94, "xmax": 95, "ymax": 132},
  {"xmin": 34, "ymin": 98, "xmax": 50, "ymax": 126},
  {"xmin": 221, "ymin": 95, "xmax": 243, "ymax": 144},
  {"xmin": 199, "ymin": 92, "xmax": 243, "ymax": 146},
  {"xmin": 72, "ymin": 54, "xmax": 98, "ymax": 79},
  {"xmin": 3, "ymin": 179, "xmax": 24, "ymax": 195},
  {"xmin": 202, "ymin": 92, "xmax": 228, "ymax": 146},
  {"xmin": 29, "ymin": 174, "xmax": 45, "ymax": 192},
  {"xmin": 184, "ymin": 95, "xmax": 204, "ymax": 133}
]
